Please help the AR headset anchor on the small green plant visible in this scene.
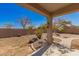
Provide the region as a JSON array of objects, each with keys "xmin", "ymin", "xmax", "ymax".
[
  {"xmin": 35, "ymin": 27, "xmax": 43, "ymax": 39},
  {"xmin": 58, "ymin": 26, "xmax": 64, "ymax": 32}
]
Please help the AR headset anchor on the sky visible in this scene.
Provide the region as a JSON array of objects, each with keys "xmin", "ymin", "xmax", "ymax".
[
  {"xmin": 0, "ymin": 3, "xmax": 79, "ymax": 28},
  {"xmin": 56, "ymin": 12, "xmax": 79, "ymax": 26},
  {"xmin": 0, "ymin": 3, "xmax": 47, "ymax": 28}
]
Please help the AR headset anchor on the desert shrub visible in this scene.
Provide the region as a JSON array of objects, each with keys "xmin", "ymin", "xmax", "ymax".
[
  {"xmin": 35, "ymin": 27, "xmax": 43, "ymax": 39},
  {"xmin": 58, "ymin": 26, "xmax": 64, "ymax": 32},
  {"xmin": 27, "ymin": 26, "xmax": 34, "ymax": 34}
]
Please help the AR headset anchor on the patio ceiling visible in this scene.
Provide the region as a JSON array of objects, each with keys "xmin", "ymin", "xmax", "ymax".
[{"xmin": 18, "ymin": 3, "xmax": 79, "ymax": 17}]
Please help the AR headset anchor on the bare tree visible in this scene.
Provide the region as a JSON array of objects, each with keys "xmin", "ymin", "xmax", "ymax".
[{"xmin": 18, "ymin": 17, "xmax": 30, "ymax": 29}]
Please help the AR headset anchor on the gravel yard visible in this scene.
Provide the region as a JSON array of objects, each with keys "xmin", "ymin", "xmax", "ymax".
[
  {"xmin": 0, "ymin": 33, "xmax": 79, "ymax": 56},
  {"xmin": 0, "ymin": 34, "xmax": 37, "ymax": 56}
]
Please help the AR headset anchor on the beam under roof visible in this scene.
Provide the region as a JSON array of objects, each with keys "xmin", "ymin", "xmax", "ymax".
[
  {"xmin": 52, "ymin": 3, "xmax": 79, "ymax": 17},
  {"xmin": 18, "ymin": 3, "xmax": 51, "ymax": 17},
  {"xmin": 18, "ymin": 3, "xmax": 79, "ymax": 18}
]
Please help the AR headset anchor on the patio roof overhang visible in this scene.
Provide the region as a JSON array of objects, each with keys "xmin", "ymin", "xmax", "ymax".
[
  {"xmin": 17, "ymin": 3, "xmax": 79, "ymax": 44},
  {"xmin": 16, "ymin": 3, "xmax": 79, "ymax": 55},
  {"xmin": 18, "ymin": 3, "xmax": 79, "ymax": 17}
]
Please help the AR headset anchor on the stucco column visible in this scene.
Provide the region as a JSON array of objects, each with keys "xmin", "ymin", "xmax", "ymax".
[{"xmin": 47, "ymin": 16, "xmax": 53, "ymax": 44}]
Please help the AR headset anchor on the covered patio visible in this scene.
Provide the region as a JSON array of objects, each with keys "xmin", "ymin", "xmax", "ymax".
[
  {"xmin": 18, "ymin": 3, "xmax": 79, "ymax": 44},
  {"xmin": 18, "ymin": 3, "xmax": 79, "ymax": 55}
]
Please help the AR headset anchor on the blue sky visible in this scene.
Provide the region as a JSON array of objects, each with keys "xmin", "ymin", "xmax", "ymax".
[
  {"xmin": 0, "ymin": 3, "xmax": 79, "ymax": 28},
  {"xmin": 56, "ymin": 12, "xmax": 79, "ymax": 26},
  {"xmin": 0, "ymin": 3, "xmax": 47, "ymax": 28}
]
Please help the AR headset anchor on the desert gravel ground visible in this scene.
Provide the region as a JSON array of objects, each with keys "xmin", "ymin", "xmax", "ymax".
[
  {"xmin": 0, "ymin": 33, "xmax": 79, "ymax": 56},
  {"xmin": 0, "ymin": 34, "xmax": 37, "ymax": 56}
]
